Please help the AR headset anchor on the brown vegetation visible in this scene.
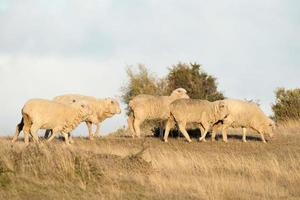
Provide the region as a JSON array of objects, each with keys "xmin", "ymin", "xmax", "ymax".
[
  {"xmin": 1, "ymin": 121, "xmax": 300, "ymax": 200},
  {"xmin": 272, "ymin": 88, "xmax": 300, "ymax": 121}
]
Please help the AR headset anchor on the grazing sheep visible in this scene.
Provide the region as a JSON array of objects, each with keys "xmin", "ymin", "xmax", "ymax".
[
  {"xmin": 128, "ymin": 88, "xmax": 189, "ymax": 137},
  {"xmin": 163, "ymin": 99, "xmax": 229, "ymax": 143},
  {"xmin": 45, "ymin": 94, "xmax": 121, "ymax": 140},
  {"xmin": 211, "ymin": 99, "xmax": 275, "ymax": 143},
  {"xmin": 12, "ymin": 99, "xmax": 92, "ymax": 145}
]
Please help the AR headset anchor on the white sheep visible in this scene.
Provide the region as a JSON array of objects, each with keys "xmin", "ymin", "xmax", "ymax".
[
  {"xmin": 164, "ymin": 99, "xmax": 229, "ymax": 143},
  {"xmin": 12, "ymin": 99, "xmax": 92, "ymax": 145},
  {"xmin": 211, "ymin": 99, "xmax": 275, "ymax": 143},
  {"xmin": 127, "ymin": 88, "xmax": 189, "ymax": 137},
  {"xmin": 44, "ymin": 94, "xmax": 121, "ymax": 140}
]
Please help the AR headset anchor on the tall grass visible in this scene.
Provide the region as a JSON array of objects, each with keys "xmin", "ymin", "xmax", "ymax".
[{"xmin": 0, "ymin": 121, "xmax": 300, "ymax": 200}]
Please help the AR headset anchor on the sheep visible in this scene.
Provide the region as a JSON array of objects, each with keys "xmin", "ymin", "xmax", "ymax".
[
  {"xmin": 210, "ymin": 99, "xmax": 275, "ymax": 143},
  {"xmin": 163, "ymin": 99, "xmax": 229, "ymax": 143},
  {"xmin": 44, "ymin": 94, "xmax": 121, "ymax": 140},
  {"xmin": 128, "ymin": 88, "xmax": 189, "ymax": 137},
  {"xmin": 12, "ymin": 99, "xmax": 92, "ymax": 145}
]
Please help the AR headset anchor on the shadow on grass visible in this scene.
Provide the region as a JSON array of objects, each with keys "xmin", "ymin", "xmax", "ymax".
[{"xmin": 152, "ymin": 128, "xmax": 263, "ymax": 142}]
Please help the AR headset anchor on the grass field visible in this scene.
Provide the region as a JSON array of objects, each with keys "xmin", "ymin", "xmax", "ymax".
[{"xmin": 0, "ymin": 122, "xmax": 300, "ymax": 200}]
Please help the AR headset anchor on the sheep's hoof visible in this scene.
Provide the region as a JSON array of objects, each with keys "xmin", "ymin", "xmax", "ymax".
[
  {"xmin": 163, "ymin": 139, "xmax": 168, "ymax": 143},
  {"xmin": 187, "ymin": 139, "xmax": 192, "ymax": 143},
  {"xmin": 89, "ymin": 137, "xmax": 95, "ymax": 141},
  {"xmin": 242, "ymin": 140, "xmax": 247, "ymax": 143}
]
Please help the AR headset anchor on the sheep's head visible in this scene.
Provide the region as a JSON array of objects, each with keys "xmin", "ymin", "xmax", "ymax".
[
  {"xmin": 262, "ymin": 118, "xmax": 275, "ymax": 138},
  {"xmin": 170, "ymin": 88, "xmax": 189, "ymax": 100},
  {"xmin": 104, "ymin": 98, "xmax": 121, "ymax": 115},
  {"xmin": 214, "ymin": 100, "xmax": 229, "ymax": 120}
]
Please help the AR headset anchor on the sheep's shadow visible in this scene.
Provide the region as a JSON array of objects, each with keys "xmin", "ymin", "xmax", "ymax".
[{"xmin": 153, "ymin": 128, "xmax": 263, "ymax": 142}]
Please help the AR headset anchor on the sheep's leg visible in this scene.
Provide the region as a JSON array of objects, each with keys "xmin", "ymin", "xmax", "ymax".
[
  {"xmin": 159, "ymin": 121, "xmax": 164, "ymax": 138},
  {"xmin": 242, "ymin": 128, "xmax": 247, "ymax": 143},
  {"xmin": 47, "ymin": 131, "xmax": 57, "ymax": 142},
  {"xmin": 259, "ymin": 131, "xmax": 267, "ymax": 143},
  {"xmin": 199, "ymin": 123, "xmax": 210, "ymax": 142},
  {"xmin": 221, "ymin": 126, "xmax": 228, "ymax": 143},
  {"xmin": 62, "ymin": 132, "xmax": 71, "ymax": 145},
  {"xmin": 68, "ymin": 133, "xmax": 74, "ymax": 144},
  {"xmin": 44, "ymin": 129, "xmax": 52, "ymax": 139},
  {"xmin": 211, "ymin": 123, "xmax": 222, "ymax": 142},
  {"xmin": 22, "ymin": 115, "xmax": 32, "ymax": 145},
  {"xmin": 30, "ymin": 124, "xmax": 40, "ymax": 143},
  {"xmin": 198, "ymin": 125, "xmax": 207, "ymax": 142},
  {"xmin": 163, "ymin": 118, "xmax": 175, "ymax": 142},
  {"xmin": 19, "ymin": 114, "xmax": 32, "ymax": 145},
  {"xmin": 86, "ymin": 121, "xmax": 94, "ymax": 140},
  {"xmin": 12, "ymin": 118, "xmax": 24, "ymax": 143},
  {"xmin": 133, "ymin": 118, "xmax": 142, "ymax": 138},
  {"xmin": 178, "ymin": 122, "xmax": 192, "ymax": 143},
  {"xmin": 94, "ymin": 123, "xmax": 101, "ymax": 137},
  {"xmin": 24, "ymin": 126, "xmax": 30, "ymax": 145},
  {"xmin": 128, "ymin": 112, "xmax": 136, "ymax": 137},
  {"xmin": 211, "ymin": 128, "xmax": 217, "ymax": 142}
]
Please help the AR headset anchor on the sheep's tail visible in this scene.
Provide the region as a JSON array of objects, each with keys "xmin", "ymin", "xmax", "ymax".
[{"xmin": 12, "ymin": 117, "xmax": 24, "ymax": 143}]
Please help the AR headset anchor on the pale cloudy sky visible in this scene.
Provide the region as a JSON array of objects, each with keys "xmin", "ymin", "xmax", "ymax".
[{"xmin": 0, "ymin": 0, "xmax": 299, "ymax": 136}]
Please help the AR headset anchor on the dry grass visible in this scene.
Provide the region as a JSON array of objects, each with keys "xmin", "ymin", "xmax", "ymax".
[{"xmin": 0, "ymin": 121, "xmax": 300, "ymax": 200}]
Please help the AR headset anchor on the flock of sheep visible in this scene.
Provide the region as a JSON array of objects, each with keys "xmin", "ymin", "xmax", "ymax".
[{"xmin": 12, "ymin": 88, "xmax": 275, "ymax": 145}]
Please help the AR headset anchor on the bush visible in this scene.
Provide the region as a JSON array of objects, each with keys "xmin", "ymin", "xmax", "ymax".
[
  {"xmin": 166, "ymin": 62, "xmax": 224, "ymax": 101},
  {"xmin": 121, "ymin": 64, "xmax": 166, "ymax": 114},
  {"xmin": 272, "ymin": 88, "xmax": 300, "ymax": 121}
]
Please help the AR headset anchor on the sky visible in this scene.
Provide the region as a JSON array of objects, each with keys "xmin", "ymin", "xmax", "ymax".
[{"xmin": 0, "ymin": 0, "xmax": 299, "ymax": 136}]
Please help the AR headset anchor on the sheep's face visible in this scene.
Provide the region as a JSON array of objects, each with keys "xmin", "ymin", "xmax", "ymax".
[
  {"xmin": 171, "ymin": 88, "xmax": 189, "ymax": 100},
  {"xmin": 215, "ymin": 101, "xmax": 229, "ymax": 120},
  {"xmin": 105, "ymin": 99, "xmax": 121, "ymax": 115},
  {"xmin": 263, "ymin": 119, "xmax": 275, "ymax": 138}
]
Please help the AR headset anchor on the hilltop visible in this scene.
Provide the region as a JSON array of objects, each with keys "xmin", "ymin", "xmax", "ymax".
[{"xmin": 0, "ymin": 122, "xmax": 300, "ymax": 200}]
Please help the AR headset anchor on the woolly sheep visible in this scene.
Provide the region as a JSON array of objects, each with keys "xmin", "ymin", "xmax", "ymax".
[
  {"xmin": 12, "ymin": 99, "xmax": 92, "ymax": 145},
  {"xmin": 211, "ymin": 99, "xmax": 275, "ymax": 143},
  {"xmin": 45, "ymin": 94, "xmax": 121, "ymax": 140},
  {"xmin": 128, "ymin": 88, "xmax": 189, "ymax": 137},
  {"xmin": 163, "ymin": 99, "xmax": 229, "ymax": 143}
]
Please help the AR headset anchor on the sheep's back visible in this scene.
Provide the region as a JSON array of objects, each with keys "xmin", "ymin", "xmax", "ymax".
[
  {"xmin": 170, "ymin": 99, "xmax": 212, "ymax": 122},
  {"xmin": 22, "ymin": 99, "xmax": 78, "ymax": 128},
  {"xmin": 224, "ymin": 99, "xmax": 270, "ymax": 127}
]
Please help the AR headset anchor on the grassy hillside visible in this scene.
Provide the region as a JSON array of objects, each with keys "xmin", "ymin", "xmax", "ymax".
[{"xmin": 1, "ymin": 122, "xmax": 300, "ymax": 200}]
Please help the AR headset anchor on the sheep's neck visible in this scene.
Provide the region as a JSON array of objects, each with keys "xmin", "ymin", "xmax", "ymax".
[{"xmin": 169, "ymin": 95, "xmax": 180, "ymax": 102}]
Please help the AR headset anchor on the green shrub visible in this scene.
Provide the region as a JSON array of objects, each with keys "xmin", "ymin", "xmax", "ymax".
[
  {"xmin": 166, "ymin": 62, "xmax": 224, "ymax": 101},
  {"xmin": 272, "ymin": 88, "xmax": 300, "ymax": 121}
]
